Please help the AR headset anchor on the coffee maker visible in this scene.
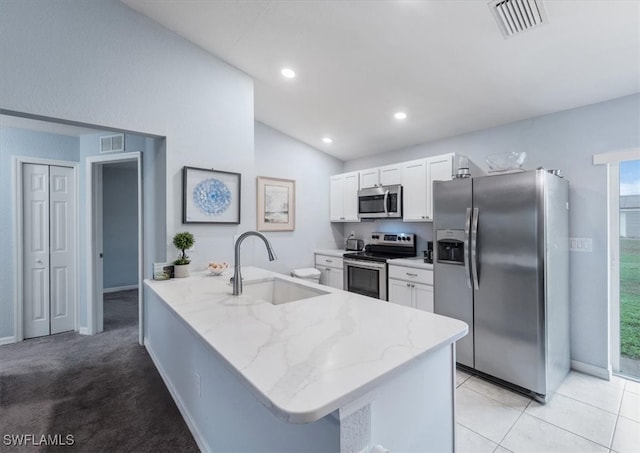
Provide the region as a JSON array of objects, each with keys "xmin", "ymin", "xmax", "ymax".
[{"xmin": 424, "ymin": 241, "xmax": 434, "ymax": 263}]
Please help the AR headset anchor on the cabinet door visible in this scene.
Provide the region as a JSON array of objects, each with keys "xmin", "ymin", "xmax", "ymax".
[
  {"xmin": 414, "ymin": 282, "xmax": 434, "ymax": 313},
  {"xmin": 426, "ymin": 154, "xmax": 453, "ymax": 220},
  {"xmin": 330, "ymin": 175, "xmax": 344, "ymax": 221},
  {"xmin": 388, "ymin": 279, "xmax": 413, "ymax": 307},
  {"xmin": 342, "ymin": 172, "xmax": 360, "ymax": 221},
  {"xmin": 379, "ymin": 164, "xmax": 402, "ymax": 186},
  {"xmin": 359, "ymin": 168, "xmax": 379, "ymax": 189},
  {"xmin": 401, "ymin": 159, "xmax": 428, "ymax": 222}
]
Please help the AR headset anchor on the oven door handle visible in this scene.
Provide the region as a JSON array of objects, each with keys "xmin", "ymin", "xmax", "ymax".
[{"xmin": 344, "ymin": 259, "xmax": 386, "ymax": 271}]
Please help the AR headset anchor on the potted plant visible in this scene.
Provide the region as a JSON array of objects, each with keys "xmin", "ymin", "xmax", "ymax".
[{"xmin": 173, "ymin": 231, "xmax": 195, "ymax": 278}]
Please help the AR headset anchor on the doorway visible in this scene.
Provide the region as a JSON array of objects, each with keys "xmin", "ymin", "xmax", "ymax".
[
  {"xmin": 597, "ymin": 148, "xmax": 640, "ymax": 380},
  {"xmin": 20, "ymin": 160, "xmax": 78, "ymax": 339},
  {"xmin": 87, "ymin": 153, "xmax": 143, "ymax": 343},
  {"xmin": 618, "ymin": 159, "xmax": 640, "ymax": 379}
]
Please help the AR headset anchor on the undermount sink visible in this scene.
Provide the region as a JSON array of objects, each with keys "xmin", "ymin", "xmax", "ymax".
[{"xmin": 242, "ymin": 277, "xmax": 329, "ymax": 305}]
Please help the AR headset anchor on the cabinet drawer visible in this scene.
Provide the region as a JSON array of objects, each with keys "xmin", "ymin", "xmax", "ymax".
[
  {"xmin": 388, "ymin": 265, "xmax": 433, "ymax": 285},
  {"xmin": 315, "ymin": 255, "xmax": 343, "ymax": 269}
]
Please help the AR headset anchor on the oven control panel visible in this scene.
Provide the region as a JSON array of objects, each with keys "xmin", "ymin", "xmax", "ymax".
[{"xmin": 370, "ymin": 232, "xmax": 415, "ymax": 247}]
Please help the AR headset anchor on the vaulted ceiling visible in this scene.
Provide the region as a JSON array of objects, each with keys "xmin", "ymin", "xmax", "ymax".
[{"xmin": 122, "ymin": 0, "xmax": 640, "ymax": 161}]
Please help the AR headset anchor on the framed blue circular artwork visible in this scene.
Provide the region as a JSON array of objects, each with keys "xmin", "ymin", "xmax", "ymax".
[{"xmin": 193, "ymin": 178, "xmax": 232, "ymax": 215}]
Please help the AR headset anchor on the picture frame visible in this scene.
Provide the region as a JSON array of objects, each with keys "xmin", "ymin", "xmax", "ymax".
[
  {"xmin": 256, "ymin": 176, "xmax": 295, "ymax": 231},
  {"xmin": 182, "ymin": 166, "xmax": 241, "ymax": 224}
]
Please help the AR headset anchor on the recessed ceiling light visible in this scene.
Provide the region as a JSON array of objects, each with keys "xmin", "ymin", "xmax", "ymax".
[
  {"xmin": 281, "ymin": 68, "xmax": 296, "ymax": 79},
  {"xmin": 394, "ymin": 112, "xmax": 407, "ymax": 120},
  {"xmin": 322, "ymin": 137, "xmax": 333, "ymax": 144}
]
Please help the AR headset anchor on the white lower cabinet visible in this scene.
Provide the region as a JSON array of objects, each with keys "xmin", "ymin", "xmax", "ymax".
[
  {"xmin": 389, "ymin": 279, "xmax": 413, "ymax": 308},
  {"xmin": 388, "ymin": 264, "xmax": 434, "ymax": 312},
  {"xmin": 315, "ymin": 254, "xmax": 344, "ymax": 290}
]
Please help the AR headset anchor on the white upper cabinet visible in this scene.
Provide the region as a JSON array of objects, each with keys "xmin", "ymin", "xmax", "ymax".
[
  {"xmin": 331, "ymin": 152, "xmax": 461, "ymax": 223},
  {"xmin": 425, "ymin": 153, "xmax": 455, "ymax": 221},
  {"xmin": 379, "ymin": 164, "xmax": 402, "ymax": 186},
  {"xmin": 402, "ymin": 153, "xmax": 454, "ymax": 222},
  {"xmin": 401, "ymin": 159, "xmax": 428, "ymax": 222},
  {"xmin": 330, "ymin": 172, "xmax": 360, "ymax": 222},
  {"xmin": 359, "ymin": 168, "xmax": 379, "ymax": 189},
  {"xmin": 359, "ymin": 164, "xmax": 402, "ymax": 189}
]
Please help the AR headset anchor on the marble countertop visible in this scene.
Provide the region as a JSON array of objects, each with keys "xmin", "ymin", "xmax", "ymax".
[
  {"xmin": 144, "ymin": 267, "xmax": 466, "ymax": 423},
  {"xmin": 388, "ymin": 256, "xmax": 434, "ymax": 270},
  {"xmin": 314, "ymin": 249, "xmax": 349, "ymax": 257}
]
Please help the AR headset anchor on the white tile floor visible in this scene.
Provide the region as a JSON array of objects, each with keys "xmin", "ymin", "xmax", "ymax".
[{"xmin": 455, "ymin": 369, "xmax": 640, "ymax": 453}]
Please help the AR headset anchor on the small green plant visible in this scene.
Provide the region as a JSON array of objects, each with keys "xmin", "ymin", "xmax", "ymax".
[{"xmin": 173, "ymin": 232, "xmax": 195, "ymax": 266}]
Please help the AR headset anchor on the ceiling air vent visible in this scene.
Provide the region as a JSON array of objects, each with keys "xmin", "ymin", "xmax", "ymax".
[
  {"xmin": 100, "ymin": 134, "xmax": 124, "ymax": 153},
  {"xmin": 489, "ymin": 0, "xmax": 547, "ymax": 39}
]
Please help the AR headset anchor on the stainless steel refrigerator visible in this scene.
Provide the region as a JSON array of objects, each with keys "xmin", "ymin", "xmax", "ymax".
[{"xmin": 433, "ymin": 169, "xmax": 570, "ymax": 401}]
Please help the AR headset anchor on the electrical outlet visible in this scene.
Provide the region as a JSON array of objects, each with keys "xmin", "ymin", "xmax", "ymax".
[
  {"xmin": 195, "ymin": 372, "xmax": 201, "ymax": 397},
  {"xmin": 569, "ymin": 237, "xmax": 593, "ymax": 252}
]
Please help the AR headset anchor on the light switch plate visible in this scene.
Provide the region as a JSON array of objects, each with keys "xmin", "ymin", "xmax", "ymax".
[{"xmin": 569, "ymin": 237, "xmax": 593, "ymax": 252}]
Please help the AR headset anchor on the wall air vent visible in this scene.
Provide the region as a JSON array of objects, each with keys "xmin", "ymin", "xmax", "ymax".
[
  {"xmin": 489, "ymin": 0, "xmax": 547, "ymax": 39},
  {"xmin": 100, "ymin": 134, "xmax": 124, "ymax": 153}
]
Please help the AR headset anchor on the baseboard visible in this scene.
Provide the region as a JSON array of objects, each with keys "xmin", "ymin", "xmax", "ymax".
[
  {"xmin": 0, "ymin": 336, "xmax": 17, "ymax": 345},
  {"xmin": 103, "ymin": 284, "xmax": 138, "ymax": 294},
  {"xmin": 571, "ymin": 360, "xmax": 612, "ymax": 380},
  {"xmin": 78, "ymin": 327, "xmax": 90, "ymax": 335},
  {"xmin": 145, "ymin": 339, "xmax": 211, "ymax": 453}
]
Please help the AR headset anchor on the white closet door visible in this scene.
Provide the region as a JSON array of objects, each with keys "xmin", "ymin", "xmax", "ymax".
[
  {"xmin": 23, "ymin": 164, "xmax": 50, "ymax": 339},
  {"xmin": 49, "ymin": 165, "xmax": 76, "ymax": 334}
]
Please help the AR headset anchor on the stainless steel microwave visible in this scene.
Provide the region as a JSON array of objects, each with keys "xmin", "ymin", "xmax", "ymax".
[{"xmin": 357, "ymin": 184, "xmax": 402, "ymax": 219}]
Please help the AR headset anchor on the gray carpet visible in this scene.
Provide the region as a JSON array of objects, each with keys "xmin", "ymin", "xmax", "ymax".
[{"xmin": 0, "ymin": 290, "xmax": 199, "ymax": 452}]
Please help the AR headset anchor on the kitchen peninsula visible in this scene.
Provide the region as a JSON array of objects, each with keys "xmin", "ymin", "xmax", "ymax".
[{"xmin": 144, "ymin": 267, "xmax": 467, "ymax": 452}]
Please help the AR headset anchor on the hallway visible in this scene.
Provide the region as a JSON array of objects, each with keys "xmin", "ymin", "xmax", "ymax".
[{"xmin": 0, "ymin": 290, "xmax": 198, "ymax": 452}]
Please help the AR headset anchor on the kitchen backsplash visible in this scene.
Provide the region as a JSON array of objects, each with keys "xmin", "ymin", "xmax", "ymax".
[{"xmin": 344, "ymin": 220, "xmax": 434, "ymax": 256}]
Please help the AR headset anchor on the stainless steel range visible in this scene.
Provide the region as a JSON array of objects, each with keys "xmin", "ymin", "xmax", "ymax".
[{"xmin": 343, "ymin": 232, "xmax": 416, "ymax": 300}]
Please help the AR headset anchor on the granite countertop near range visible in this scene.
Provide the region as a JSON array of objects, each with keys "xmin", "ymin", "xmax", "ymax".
[
  {"xmin": 388, "ymin": 256, "xmax": 434, "ymax": 270},
  {"xmin": 314, "ymin": 249, "xmax": 350, "ymax": 257}
]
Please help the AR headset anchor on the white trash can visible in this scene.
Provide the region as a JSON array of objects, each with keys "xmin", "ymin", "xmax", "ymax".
[{"xmin": 291, "ymin": 268, "xmax": 321, "ymax": 284}]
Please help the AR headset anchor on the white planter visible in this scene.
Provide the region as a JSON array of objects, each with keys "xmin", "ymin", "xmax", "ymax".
[{"xmin": 174, "ymin": 264, "xmax": 190, "ymax": 278}]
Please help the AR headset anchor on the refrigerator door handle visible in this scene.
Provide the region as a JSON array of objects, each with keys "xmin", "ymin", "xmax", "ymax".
[
  {"xmin": 471, "ymin": 207, "xmax": 480, "ymax": 289},
  {"xmin": 464, "ymin": 207, "xmax": 472, "ymax": 289}
]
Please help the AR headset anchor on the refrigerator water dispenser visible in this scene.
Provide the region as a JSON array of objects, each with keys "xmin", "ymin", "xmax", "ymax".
[{"xmin": 436, "ymin": 229, "xmax": 465, "ymax": 265}]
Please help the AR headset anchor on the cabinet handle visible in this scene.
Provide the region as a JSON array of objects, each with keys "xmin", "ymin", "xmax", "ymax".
[
  {"xmin": 406, "ymin": 272, "xmax": 418, "ymax": 277},
  {"xmin": 326, "ymin": 268, "xmax": 332, "ymax": 271},
  {"xmin": 406, "ymin": 283, "xmax": 411, "ymax": 287},
  {"xmin": 325, "ymin": 259, "xmax": 333, "ymax": 263}
]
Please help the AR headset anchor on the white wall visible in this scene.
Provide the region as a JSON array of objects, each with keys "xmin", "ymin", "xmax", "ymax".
[
  {"xmin": 0, "ymin": 0, "xmax": 344, "ymax": 338},
  {"xmin": 0, "ymin": 0, "xmax": 254, "ymax": 337},
  {"xmin": 343, "ymin": 94, "xmax": 640, "ymax": 371},
  {"xmin": 253, "ymin": 122, "xmax": 344, "ymax": 273}
]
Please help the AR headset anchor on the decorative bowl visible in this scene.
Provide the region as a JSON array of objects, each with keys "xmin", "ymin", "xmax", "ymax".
[
  {"xmin": 208, "ymin": 262, "xmax": 228, "ymax": 276},
  {"xmin": 486, "ymin": 151, "xmax": 526, "ymax": 172}
]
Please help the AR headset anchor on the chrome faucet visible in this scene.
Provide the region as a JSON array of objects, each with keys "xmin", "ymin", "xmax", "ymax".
[{"xmin": 232, "ymin": 231, "xmax": 277, "ymax": 295}]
